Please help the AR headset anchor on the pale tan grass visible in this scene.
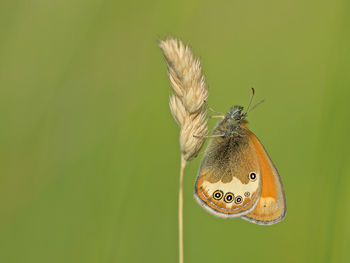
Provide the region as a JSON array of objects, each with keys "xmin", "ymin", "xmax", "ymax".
[
  {"xmin": 159, "ymin": 38, "xmax": 208, "ymax": 161},
  {"xmin": 159, "ymin": 37, "xmax": 209, "ymax": 263}
]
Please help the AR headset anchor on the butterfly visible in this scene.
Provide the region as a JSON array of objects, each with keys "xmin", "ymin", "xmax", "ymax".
[{"xmin": 194, "ymin": 89, "xmax": 286, "ymax": 225}]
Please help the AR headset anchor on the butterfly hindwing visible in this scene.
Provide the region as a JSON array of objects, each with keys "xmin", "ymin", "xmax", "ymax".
[{"xmin": 194, "ymin": 132, "xmax": 262, "ymax": 218}]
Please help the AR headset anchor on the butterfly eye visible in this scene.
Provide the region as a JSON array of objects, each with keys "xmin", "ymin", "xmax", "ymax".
[
  {"xmin": 224, "ymin": 192, "xmax": 234, "ymax": 203},
  {"xmin": 235, "ymin": 195, "xmax": 243, "ymax": 204},
  {"xmin": 213, "ymin": 190, "xmax": 223, "ymax": 200},
  {"xmin": 249, "ymin": 172, "xmax": 257, "ymax": 181}
]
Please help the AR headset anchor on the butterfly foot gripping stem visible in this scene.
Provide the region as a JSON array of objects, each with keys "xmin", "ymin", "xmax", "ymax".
[{"xmin": 194, "ymin": 134, "xmax": 225, "ymax": 139}]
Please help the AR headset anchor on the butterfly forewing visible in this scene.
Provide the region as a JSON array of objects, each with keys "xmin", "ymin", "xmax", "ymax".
[{"xmin": 241, "ymin": 130, "xmax": 286, "ymax": 225}]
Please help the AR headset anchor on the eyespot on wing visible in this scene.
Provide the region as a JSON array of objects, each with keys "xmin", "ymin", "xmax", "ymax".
[{"xmin": 194, "ymin": 169, "xmax": 261, "ymax": 218}]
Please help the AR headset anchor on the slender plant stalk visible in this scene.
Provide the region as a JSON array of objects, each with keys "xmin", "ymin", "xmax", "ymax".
[
  {"xmin": 159, "ymin": 38, "xmax": 208, "ymax": 263},
  {"xmin": 179, "ymin": 154, "xmax": 186, "ymax": 263}
]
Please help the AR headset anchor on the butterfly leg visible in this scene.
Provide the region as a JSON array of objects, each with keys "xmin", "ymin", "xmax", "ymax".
[
  {"xmin": 193, "ymin": 134, "xmax": 225, "ymax": 139},
  {"xmin": 204, "ymin": 100, "xmax": 224, "ymax": 115},
  {"xmin": 208, "ymin": 115, "xmax": 225, "ymax": 119}
]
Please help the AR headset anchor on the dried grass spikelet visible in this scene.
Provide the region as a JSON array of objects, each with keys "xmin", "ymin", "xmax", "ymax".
[{"xmin": 159, "ymin": 38, "xmax": 208, "ymax": 161}]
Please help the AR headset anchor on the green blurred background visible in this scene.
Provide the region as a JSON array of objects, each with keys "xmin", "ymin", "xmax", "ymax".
[{"xmin": 1, "ymin": 0, "xmax": 350, "ymax": 262}]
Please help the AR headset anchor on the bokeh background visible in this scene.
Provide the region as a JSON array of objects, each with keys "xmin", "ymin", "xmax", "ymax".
[{"xmin": 1, "ymin": 0, "xmax": 350, "ymax": 262}]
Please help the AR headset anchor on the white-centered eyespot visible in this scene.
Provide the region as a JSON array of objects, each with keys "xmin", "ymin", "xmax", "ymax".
[
  {"xmin": 235, "ymin": 195, "xmax": 243, "ymax": 204},
  {"xmin": 224, "ymin": 192, "xmax": 234, "ymax": 203},
  {"xmin": 244, "ymin": 192, "xmax": 250, "ymax": 197},
  {"xmin": 212, "ymin": 190, "xmax": 223, "ymax": 201},
  {"xmin": 249, "ymin": 172, "xmax": 257, "ymax": 181}
]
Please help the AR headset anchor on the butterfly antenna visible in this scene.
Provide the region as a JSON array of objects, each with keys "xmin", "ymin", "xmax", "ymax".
[
  {"xmin": 247, "ymin": 99, "xmax": 265, "ymax": 113},
  {"xmin": 245, "ymin": 88, "xmax": 255, "ymax": 113}
]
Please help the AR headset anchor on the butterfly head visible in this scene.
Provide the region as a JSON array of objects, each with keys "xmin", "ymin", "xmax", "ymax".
[
  {"xmin": 225, "ymin": 88, "xmax": 264, "ymax": 122},
  {"xmin": 227, "ymin": 106, "xmax": 246, "ymax": 121}
]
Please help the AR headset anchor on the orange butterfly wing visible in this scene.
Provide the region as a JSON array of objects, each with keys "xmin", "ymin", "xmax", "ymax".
[{"xmin": 242, "ymin": 129, "xmax": 286, "ymax": 225}]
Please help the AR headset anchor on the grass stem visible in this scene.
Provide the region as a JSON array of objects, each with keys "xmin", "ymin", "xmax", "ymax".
[{"xmin": 179, "ymin": 155, "xmax": 186, "ymax": 263}]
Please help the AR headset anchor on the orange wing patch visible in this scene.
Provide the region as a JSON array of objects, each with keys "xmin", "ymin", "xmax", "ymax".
[{"xmin": 242, "ymin": 130, "xmax": 286, "ymax": 225}]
